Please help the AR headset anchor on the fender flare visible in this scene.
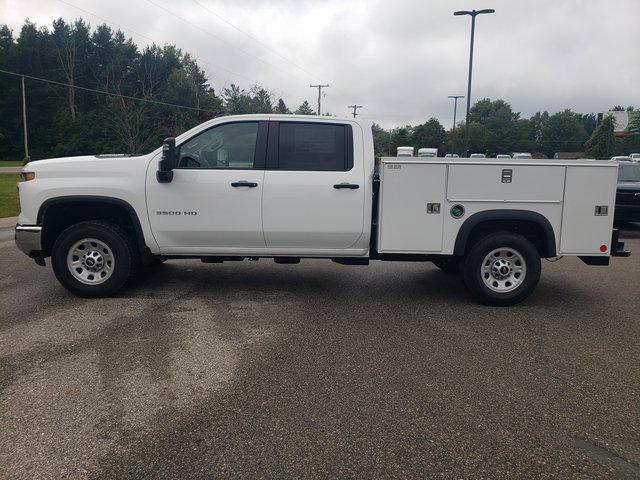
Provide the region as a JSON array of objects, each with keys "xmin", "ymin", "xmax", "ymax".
[
  {"xmin": 453, "ymin": 209, "xmax": 557, "ymax": 257},
  {"xmin": 37, "ymin": 195, "xmax": 152, "ymax": 262}
]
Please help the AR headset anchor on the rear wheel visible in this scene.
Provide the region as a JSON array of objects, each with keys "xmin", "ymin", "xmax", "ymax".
[
  {"xmin": 51, "ymin": 220, "xmax": 136, "ymax": 297},
  {"xmin": 462, "ymin": 232, "xmax": 541, "ymax": 306}
]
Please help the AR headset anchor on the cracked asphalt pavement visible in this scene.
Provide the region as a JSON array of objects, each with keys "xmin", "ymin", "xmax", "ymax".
[{"xmin": 1, "ymin": 226, "xmax": 639, "ymax": 479}]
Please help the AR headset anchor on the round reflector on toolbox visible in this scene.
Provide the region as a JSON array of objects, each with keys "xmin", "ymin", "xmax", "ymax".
[
  {"xmin": 450, "ymin": 204, "xmax": 465, "ymax": 219},
  {"xmin": 600, "ymin": 244, "xmax": 607, "ymax": 252}
]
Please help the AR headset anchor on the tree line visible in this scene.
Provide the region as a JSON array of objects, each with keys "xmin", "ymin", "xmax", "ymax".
[
  {"xmin": 373, "ymin": 101, "xmax": 639, "ymax": 159},
  {"xmin": 0, "ymin": 18, "xmax": 638, "ymax": 161}
]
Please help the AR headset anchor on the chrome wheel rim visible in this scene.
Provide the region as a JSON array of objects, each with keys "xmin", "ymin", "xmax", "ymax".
[
  {"xmin": 481, "ymin": 247, "xmax": 526, "ymax": 293},
  {"xmin": 67, "ymin": 238, "xmax": 115, "ymax": 285}
]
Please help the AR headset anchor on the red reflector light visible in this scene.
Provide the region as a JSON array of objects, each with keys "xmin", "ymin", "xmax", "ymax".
[{"xmin": 600, "ymin": 244, "xmax": 607, "ymax": 252}]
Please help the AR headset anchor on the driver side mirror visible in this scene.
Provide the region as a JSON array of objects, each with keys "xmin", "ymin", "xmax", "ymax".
[{"xmin": 157, "ymin": 137, "xmax": 177, "ymax": 183}]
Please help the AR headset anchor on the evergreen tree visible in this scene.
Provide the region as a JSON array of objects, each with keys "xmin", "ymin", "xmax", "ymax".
[
  {"xmin": 294, "ymin": 100, "xmax": 314, "ymax": 115},
  {"xmin": 584, "ymin": 115, "xmax": 615, "ymax": 159}
]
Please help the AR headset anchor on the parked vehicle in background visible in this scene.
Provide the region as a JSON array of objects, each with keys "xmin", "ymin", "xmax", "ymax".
[
  {"xmin": 397, "ymin": 146, "xmax": 414, "ymax": 157},
  {"xmin": 470, "ymin": 153, "xmax": 486, "ymax": 158},
  {"xmin": 418, "ymin": 148, "xmax": 438, "ymax": 158},
  {"xmin": 629, "ymin": 153, "xmax": 640, "ymax": 162},
  {"xmin": 611, "ymin": 156, "xmax": 631, "ymax": 161},
  {"xmin": 14, "ymin": 114, "xmax": 629, "ymax": 306},
  {"xmin": 445, "ymin": 154, "xmax": 459, "ymax": 158},
  {"xmin": 513, "ymin": 153, "xmax": 533, "ymax": 159},
  {"xmin": 496, "ymin": 154, "xmax": 511, "ymax": 159},
  {"xmin": 615, "ymin": 160, "xmax": 640, "ymax": 223}
]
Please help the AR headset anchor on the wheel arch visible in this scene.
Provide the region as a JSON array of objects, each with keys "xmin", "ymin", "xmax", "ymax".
[
  {"xmin": 453, "ymin": 209, "xmax": 557, "ymax": 258},
  {"xmin": 37, "ymin": 196, "xmax": 152, "ymax": 263}
]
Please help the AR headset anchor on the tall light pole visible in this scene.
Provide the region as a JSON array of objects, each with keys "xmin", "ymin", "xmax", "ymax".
[
  {"xmin": 448, "ymin": 95, "xmax": 464, "ymax": 155},
  {"xmin": 448, "ymin": 95, "xmax": 464, "ymax": 130},
  {"xmin": 454, "ymin": 8, "xmax": 495, "ymax": 157},
  {"xmin": 310, "ymin": 84, "xmax": 329, "ymax": 115}
]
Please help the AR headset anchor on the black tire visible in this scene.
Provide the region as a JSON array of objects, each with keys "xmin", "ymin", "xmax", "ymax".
[
  {"xmin": 432, "ymin": 256, "xmax": 460, "ymax": 273},
  {"xmin": 462, "ymin": 232, "xmax": 541, "ymax": 306},
  {"xmin": 51, "ymin": 220, "xmax": 137, "ymax": 297}
]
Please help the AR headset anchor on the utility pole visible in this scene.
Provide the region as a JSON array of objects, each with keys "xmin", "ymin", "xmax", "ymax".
[
  {"xmin": 347, "ymin": 105, "xmax": 363, "ymax": 118},
  {"xmin": 310, "ymin": 84, "xmax": 329, "ymax": 115},
  {"xmin": 21, "ymin": 75, "xmax": 29, "ymax": 162},
  {"xmin": 454, "ymin": 8, "xmax": 495, "ymax": 157}
]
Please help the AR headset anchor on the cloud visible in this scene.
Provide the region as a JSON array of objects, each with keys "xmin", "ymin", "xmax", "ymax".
[{"xmin": 3, "ymin": 0, "xmax": 639, "ymax": 127}]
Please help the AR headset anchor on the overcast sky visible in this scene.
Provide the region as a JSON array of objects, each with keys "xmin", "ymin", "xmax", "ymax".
[{"xmin": 2, "ymin": 0, "xmax": 639, "ymax": 128}]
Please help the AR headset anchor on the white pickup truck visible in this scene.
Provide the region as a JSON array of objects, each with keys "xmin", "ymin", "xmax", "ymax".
[{"xmin": 15, "ymin": 114, "xmax": 629, "ymax": 305}]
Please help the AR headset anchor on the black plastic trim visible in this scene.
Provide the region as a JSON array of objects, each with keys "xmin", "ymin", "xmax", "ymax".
[
  {"xmin": 453, "ymin": 209, "xmax": 557, "ymax": 257},
  {"xmin": 37, "ymin": 196, "xmax": 153, "ymax": 263}
]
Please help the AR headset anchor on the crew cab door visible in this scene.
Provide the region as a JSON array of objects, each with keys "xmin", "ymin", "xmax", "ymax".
[
  {"xmin": 262, "ymin": 120, "xmax": 364, "ymax": 250},
  {"xmin": 146, "ymin": 121, "xmax": 267, "ymax": 251}
]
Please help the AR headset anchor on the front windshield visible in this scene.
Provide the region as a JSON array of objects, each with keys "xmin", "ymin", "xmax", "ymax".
[{"xmin": 618, "ymin": 163, "xmax": 640, "ymax": 182}]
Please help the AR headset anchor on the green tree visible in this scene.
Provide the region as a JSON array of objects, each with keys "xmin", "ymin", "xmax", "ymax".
[
  {"xmin": 538, "ymin": 109, "xmax": 588, "ymax": 157},
  {"xmin": 250, "ymin": 86, "xmax": 273, "ymax": 113},
  {"xmin": 294, "ymin": 100, "xmax": 314, "ymax": 115},
  {"xmin": 584, "ymin": 115, "xmax": 615, "ymax": 159},
  {"xmin": 410, "ymin": 118, "xmax": 445, "ymax": 154},
  {"xmin": 275, "ymin": 98, "xmax": 290, "ymax": 114}
]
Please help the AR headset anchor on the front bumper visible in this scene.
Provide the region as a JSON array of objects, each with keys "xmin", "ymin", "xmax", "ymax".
[{"xmin": 15, "ymin": 224, "xmax": 42, "ymax": 257}]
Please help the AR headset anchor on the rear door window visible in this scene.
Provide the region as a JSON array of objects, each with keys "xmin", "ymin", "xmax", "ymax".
[{"xmin": 276, "ymin": 122, "xmax": 351, "ymax": 171}]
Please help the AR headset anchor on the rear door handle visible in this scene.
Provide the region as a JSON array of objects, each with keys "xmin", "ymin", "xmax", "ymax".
[
  {"xmin": 333, "ymin": 183, "xmax": 359, "ymax": 189},
  {"xmin": 231, "ymin": 181, "xmax": 258, "ymax": 187}
]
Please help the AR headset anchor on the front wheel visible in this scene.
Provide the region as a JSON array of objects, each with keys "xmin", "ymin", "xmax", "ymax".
[
  {"xmin": 462, "ymin": 232, "xmax": 541, "ymax": 306},
  {"xmin": 51, "ymin": 220, "xmax": 137, "ymax": 297}
]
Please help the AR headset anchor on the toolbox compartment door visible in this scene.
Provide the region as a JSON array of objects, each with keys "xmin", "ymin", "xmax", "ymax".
[
  {"xmin": 560, "ymin": 166, "xmax": 617, "ymax": 255},
  {"xmin": 378, "ymin": 162, "xmax": 446, "ymax": 253},
  {"xmin": 447, "ymin": 164, "xmax": 565, "ymax": 202}
]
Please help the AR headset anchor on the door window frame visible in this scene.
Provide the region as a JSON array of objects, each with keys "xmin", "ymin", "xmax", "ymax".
[
  {"xmin": 266, "ymin": 121, "xmax": 354, "ymax": 172},
  {"xmin": 174, "ymin": 120, "xmax": 268, "ymax": 170}
]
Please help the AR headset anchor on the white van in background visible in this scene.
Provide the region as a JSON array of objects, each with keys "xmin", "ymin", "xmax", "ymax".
[
  {"xmin": 513, "ymin": 153, "xmax": 533, "ymax": 159},
  {"xmin": 397, "ymin": 146, "xmax": 414, "ymax": 157},
  {"xmin": 418, "ymin": 148, "xmax": 438, "ymax": 158}
]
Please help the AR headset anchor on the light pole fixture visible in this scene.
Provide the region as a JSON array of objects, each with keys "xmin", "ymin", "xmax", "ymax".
[{"xmin": 454, "ymin": 8, "xmax": 495, "ymax": 157}]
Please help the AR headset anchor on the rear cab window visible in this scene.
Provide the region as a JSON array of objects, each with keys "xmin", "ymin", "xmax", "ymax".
[{"xmin": 268, "ymin": 121, "xmax": 353, "ymax": 171}]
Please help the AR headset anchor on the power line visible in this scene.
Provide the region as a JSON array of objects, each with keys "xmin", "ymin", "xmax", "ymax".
[
  {"xmin": 347, "ymin": 105, "xmax": 363, "ymax": 118},
  {"xmin": 190, "ymin": 0, "xmax": 319, "ymax": 80},
  {"xmin": 0, "ymin": 69, "xmax": 220, "ymax": 114},
  {"xmin": 55, "ymin": 0, "xmax": 254, "ymax": 84},
  {"xmin": 144, "ymin": 0, "xmax": 309, "ymax": 84}
]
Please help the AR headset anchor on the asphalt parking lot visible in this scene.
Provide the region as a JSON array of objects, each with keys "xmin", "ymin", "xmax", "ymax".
[{"xmin": 1, "ymin": 225, "xmax": 639, "ymax": 479}]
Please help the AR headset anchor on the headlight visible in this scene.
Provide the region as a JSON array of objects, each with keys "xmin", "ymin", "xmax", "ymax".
[{"xmin": 20, "ymin": 172, "xmax": 36, "ymax": 181}]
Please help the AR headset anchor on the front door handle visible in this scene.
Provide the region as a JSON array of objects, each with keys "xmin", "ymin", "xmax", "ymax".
[
  {"xmin": 231, "ymin": 181, "xmax": 258, "ymax": 188},
  {"xmin": 333, "ymin": 183, "xmax": 359, "ymax": 189}
]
